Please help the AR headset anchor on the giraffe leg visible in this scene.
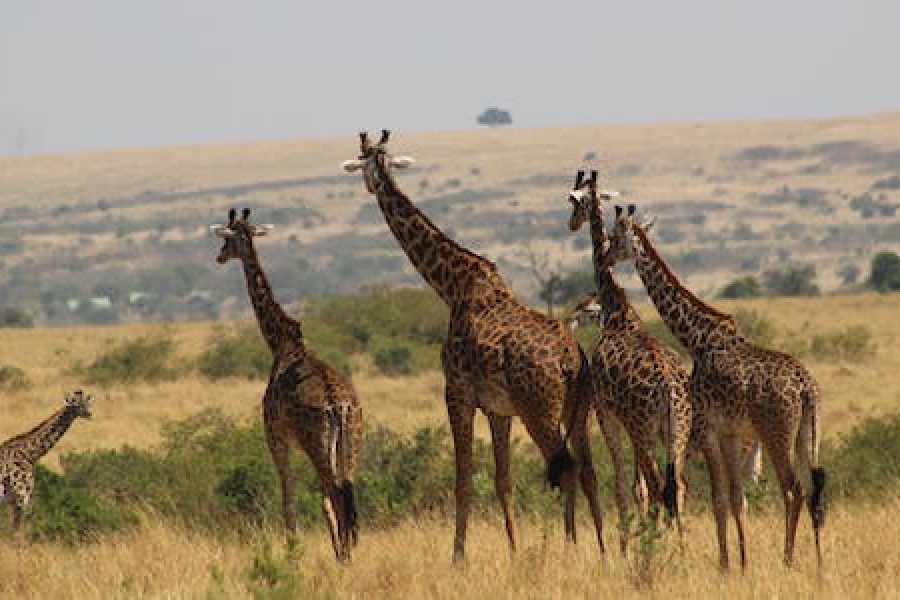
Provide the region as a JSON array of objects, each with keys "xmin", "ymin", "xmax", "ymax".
[
  {"xmin": 598, "ymin": 411, "xmax": 630, "ymax": 554},
  {"xmin": 521, "ymin": 413, "xmax": 578, "ymax": 544},
  {"xmin": 633, "ymin": 434, "xmax": 664, "ymax": 516},
  {"xmin": 265, "ymin": 427, "xmax": 299, "ymax": 550},
  {"xmin": 721, "ymin": 433, "xmax": 749, "ymax": 573},
  {"xmin": 321, "ymin": 481, "xmax": 346, "ymax": 561},
  {"xmin": 446, "ymin": 383, "xmax": 476, "ymax": 565},
  {"xmin": 765, "ymin": 434, "xmax": 804, "ymax": 568},
  {"xmin": 570, "ymin": 408, "xmax": 605, "ymax": 555},
  {"xmin": 487, "ymin": 413, "xmax": 517, "ymax": 554},
  {"xmin": 703, "ymin": 431, "xmax": 730, "ymax": 571}
]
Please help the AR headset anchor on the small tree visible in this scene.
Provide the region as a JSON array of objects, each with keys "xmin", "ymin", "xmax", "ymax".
[
  {"xmin": 718, "ymin": 276, "xmax": 763, "ymax": 299},
  {"xmin": 763, "ymin": 264, "xmax": 819, "ymax": 297},
  {"xmin": 0, "ymin": 306, "xmax": 33, "ymax": 328},
  {"xmin": 477, "ymin": 107, "xmax": 512, "ymax": 127},
  {"xmin": 868, "ymin": 251, "xmax": 900, "ymax": 292}
]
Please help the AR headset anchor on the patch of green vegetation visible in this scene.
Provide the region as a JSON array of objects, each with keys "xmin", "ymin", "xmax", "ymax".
[
  {"xmin": 0, "ymin": 364, "xmax": 30, "ymax": 390},
  {"xmin": 75, "ymin": 335, "xmax": 182, "ymax": 385}
]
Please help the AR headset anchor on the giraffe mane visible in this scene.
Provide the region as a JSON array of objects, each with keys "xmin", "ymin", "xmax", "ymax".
[
  {"xmin": 0, "ymin": 408, "xmax": 67, "ymax": 448},
  {"xmin": 632, "ymin": 223, "xmax": 735, "ymax": 324},
  {"xmin": 376, "ymin": 158, "xmax": 498, "ymax": 273}
]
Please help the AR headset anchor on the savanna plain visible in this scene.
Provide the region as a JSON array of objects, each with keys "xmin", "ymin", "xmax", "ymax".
[{"xmin": 1, "ymin": 292, "xmax": 898, "ymax": 599}]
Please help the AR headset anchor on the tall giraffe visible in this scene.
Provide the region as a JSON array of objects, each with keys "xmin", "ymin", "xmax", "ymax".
[
  {"xmin": 599, "ymin": 204, "xmax": 826, "ymax": 571},
  {"xmin": 1, "ymin": 390, "xmax": 92, "ymax": 534},
  {"xmin": 343, "ymin": 131, "xmax": 603, "ymax": 563},
  {"xmin": 211, "ymin": 208, "xmax": 363, "ymax": 561},
  {"xmin": 566, "ymin": 170, "xmax": 692, "ymax": 551}
]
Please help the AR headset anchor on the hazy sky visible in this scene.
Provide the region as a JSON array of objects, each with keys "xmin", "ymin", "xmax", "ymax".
[{"xmin": 2, "ymin": 1, "xmax": 898, "ymax": 156}]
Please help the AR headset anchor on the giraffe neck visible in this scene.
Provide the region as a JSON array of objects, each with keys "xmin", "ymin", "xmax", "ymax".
[
  {"xmin": 15, "ymin": 407, "xmax": 78, "ymax": 464},
  {"xmin": 631, "ymin": 225, "xmax": 738, "ymax": 353},
  {"xmin": 370, "ymin": 157, "xmax": 505, "ymax": 306},
  {"xmin": 588, "ymin": 196, "xmax": 640, "ymax": 329},
  {"xmin": 240, "ymin": 247, "xmax": 303, "ymax": 355}
]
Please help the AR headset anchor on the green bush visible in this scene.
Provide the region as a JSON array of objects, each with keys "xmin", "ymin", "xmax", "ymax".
[
  {"xmin": 303, "ymin": 286, "xmax": 446, "ymax": 375},
  {"xmin": 29, "ymin": 464, "xmax": 132, "ymax": 543},
  {"xmin": 0, "ymin": 306, "xmax": 33, "ymax": 328},
  {"xmin": 823, "ymin": 414, "xmax": 900, "ymax": 500},
  {"xmin": 763, "ymin": 263, "xmax": 820, "ymax": 297},
  {"xmin": 868, "ymin": 251, "xmax": 900, "ymax": 292},
  {"xmin": 718, "ymin": 276, "xmax": 763, "ymax": 299},
  {"xmin": 734, "ymin": 309, "xmax": 777, "ymax": 349},
  {"xmin": 198, "ymin": 328, "xmax": 271, "ymax": 380},
  {"xmin": 0, "ymin": 364, "xmax": 30, "ymax": 390},
  {"xmin": 373, "ymin": 340, "xmax": 415, "ymax": 375},
  {"xmin": 77, "ymin": 335, "xmax": 180, "ymax": 385},
  {"xmin": 809, "ymin": 325, "xmax": 875, "ymax": 362}
]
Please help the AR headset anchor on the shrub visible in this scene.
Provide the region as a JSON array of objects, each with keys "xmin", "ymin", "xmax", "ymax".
[
  {"xmin": 868, "ymin": 251, "xmax": 900, "ymax": 292},
  {"xmin": 0, "ymin": 306, "xmax": 33, "ymax": 328},
  {"xmin": 0, "ymin": 364, "xmax": 30, "ymax": 390},
  {"xmin": 734, "ymin": 309, "xmax": 776, "ymax": 349},
  {"xmin": 822, "ymin": 414, "xmax": 900, "ymax": 500},
  {"xmin": 29, "ymin": 464, "xmax": 131, "ymax": 543},
  {"xmin": 763, "ymin": 264, "xmax": 819, "ymax": 296},
  {"xmin": 718, "ymin": 276, "xmax": 763, "ymax": 299},
  {"xmin": 809, "ymin": 325, "xmax": 875, "ymax": 362},
  {"xmin": 77, "ymin": 335, "xmax": 180, "ymax": 385},
  {"xmin": 373, "ymin": 340, "xmax": 415, "ymax": 375},
  {"xmin": 198, "ymin": 328, "xmax": 271, "ymax": 380}
]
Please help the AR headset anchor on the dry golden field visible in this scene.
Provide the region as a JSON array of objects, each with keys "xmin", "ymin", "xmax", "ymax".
[
  {"xmin": 0, "ymin": 498, "xmax": 897, "ymax": 598},
  {"xmin": 1, "ymin": 292, "xmax": 899, "ymax": 597}
]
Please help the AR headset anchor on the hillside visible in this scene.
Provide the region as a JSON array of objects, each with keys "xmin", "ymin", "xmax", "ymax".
[{"xmin": 2, "ymin": 111, "xmax": 900, "ymax": 324}]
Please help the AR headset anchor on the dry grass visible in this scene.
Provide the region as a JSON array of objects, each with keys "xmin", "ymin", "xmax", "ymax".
[
  {"xmin": 1, "ymin": 292, "xmax": 899, "ymax": 596},
  {"xmin": 1, "ymin": 499, "xmax": 898, "ymax": 599}
]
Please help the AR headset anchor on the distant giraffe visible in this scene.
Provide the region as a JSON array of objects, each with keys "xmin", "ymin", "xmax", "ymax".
[
  {"xmin": 211, "ymin": 208, "xmax": 362, "ymax": 561},
  {"xmin": 565, "ymin": 170, "xmax": 691, "ymax": 552},
  {"xmin": 343, "ymin": 131, "xmax": 604, "ymax": 562},
  {"xmin": 599, "ymin": 204, "xmax": 826, "ymax": 571},
  {"xmin": 1, "ymin": 390, "xmax": 92, "ymax": 534}
]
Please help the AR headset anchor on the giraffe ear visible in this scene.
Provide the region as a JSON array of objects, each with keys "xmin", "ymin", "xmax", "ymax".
[
  {"xmin": 252, "ymin": 224, "xmax": 275, "ymax": 237},
  {"xmin": 210, "ymin": 224, "xmax": 236, "ymax": 238},
  {"xmin": 389, "ymin": 155, "xmax": 416, "ymax": 169},
  {"xmin": 597, "ymin": 189, "xmax": 619, "ymax": 200},
  {"xmin": 342, "ymin": 159, "xmax": 366, "ymax": 172}
]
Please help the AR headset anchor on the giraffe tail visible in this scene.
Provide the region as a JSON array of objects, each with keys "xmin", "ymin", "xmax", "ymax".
[
  {"xmin": 548, "ymin": 345, "xmax": 591, "ymax": 489},
  {"xmin": 661, "ymin": 383, "xmax": 679, "ymax": 521},
  {"xmin": 801, "ymin": 384, "xmax": 826, "ymax": 567},
  {"xmin": 341, "ymin": 480, "xmax": 359, "ymax": 546}
]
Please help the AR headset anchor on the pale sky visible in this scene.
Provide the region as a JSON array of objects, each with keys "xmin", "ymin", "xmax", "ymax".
[{"xmin": 1, "ymin": 0, "xmax": 898, "ymax": 156}]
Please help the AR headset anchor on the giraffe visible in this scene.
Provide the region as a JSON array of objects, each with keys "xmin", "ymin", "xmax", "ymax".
[
  {"xmin": 343, "ymin": 131, "xmax": 604, "ymax": 563},
  {"xmin": 565, "ymin": 170, "xmax": 692, "ymax": 552},
  {"xmin": 1, "ymin": 390, "xmax": 92, "ymax": 535},
  {"xmin": 598, "ymin": 204, "xmax": 826, "ymax": 571},
  {"xmin": 210, "ymin": 208, "xmax": 363, "ymax": 561},
  {"xmin": 570, "ymin": 296, "xmax": 765, "ymax": 493}
]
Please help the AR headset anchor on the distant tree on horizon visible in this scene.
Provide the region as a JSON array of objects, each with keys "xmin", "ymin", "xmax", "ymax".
[{"xmin": 477, "ymin": 107, "xmax": 512, "ymax": 127}]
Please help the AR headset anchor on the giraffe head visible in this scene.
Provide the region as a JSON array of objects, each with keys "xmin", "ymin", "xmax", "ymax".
[
  {"xmin": 566, "ymin": 170, "xmax": 619, "ymax": 232},
  {"xmin": 598, "ymin": 204, "xmax": 655, "ymax": 271},
  {"xmin": 65, "ymin": 389, "xmax": 93, "ymax": 419},
  {"xmin": 341, "ymin": 130, "xmax": 415, "ymax": 194},
  {"xmin": 567, "ymin": 293, "xmax": 602, "ymax": 331},
  {"xmin": 209, "ymin": 208, "xmax": 275, "ymax": 264}
]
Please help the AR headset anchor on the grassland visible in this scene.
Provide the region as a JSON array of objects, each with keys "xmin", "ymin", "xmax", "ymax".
[{"xmin": 1, "ymin": 286, "xmax": 900, "ymax": 597}]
